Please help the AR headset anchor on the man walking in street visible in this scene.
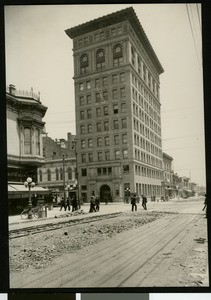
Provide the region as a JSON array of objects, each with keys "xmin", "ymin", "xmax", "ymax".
[
  {"xmin": 131, "ymin": 193, "xmax": 137, "ymax": 212},
  {"xmin": 142, "ymin": 195, "xmax": 147, "ymax": 210},
  {"xmin": 95, "ymin": 195, "xmax": 100, "ymax": 212}
]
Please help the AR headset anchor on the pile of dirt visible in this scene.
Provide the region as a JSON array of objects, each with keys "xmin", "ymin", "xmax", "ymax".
[{"xmin": 10, "ymin": 211, "xmax": 165, "ymax": 272}]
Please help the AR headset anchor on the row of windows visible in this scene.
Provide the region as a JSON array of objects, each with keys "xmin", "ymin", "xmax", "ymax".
[
  {"xmin": 79, "ymin": 43, "xmax": 123, "ymax": 74},
  {"xmin": 81, "ymin": 149, "xmax": 128, "ymax": 163},
  {"xmin": 131, "ymin": 46, "xmax": 159, "ymax": 99},
  {"xmin": 79, "ymin": 85, "xmax": 126, "ymax": 102},
  {"xmin": 132, "ymin": 100, "xmax": 161, "ymax": 128},
  {"xmin": 78, "ymin": 72, "xmax": 126, "ymax": 93},
  {"xmin": 134, "ymin": 133, "xmax": 162, "ymax": 158},
  {"xmin": 132, "ymin": 73, "xmax": 160, "ymax": 112},
  {"xmin": 134, "ymin": 148, "xmax": 162, "ymax": 168},
  {"xmin": 133, "ymin": 118, "xmax": 162, "ymax": 147},
  {"xmin": 80, "ymin": 118, "xmax": 127, "ymax": 134},
  {"xmin": 80, "ymin": 134, "xmax": 127, "ymax": 149},
  {"xmin": 132, "ymin": 103, "xmax": 161, "ymax": 134},
  {"xmin": 74, "ymin": 24, "xmax": 127, "ymax": 48},
  {"xmin": 39, "ymin": 168, "xmax": 76, "ymax": 182},
  {"xmin": 23, "ymin": 127, "xmax": 40, "ymax": 155},
  {"xmin": 135, "ymin": 164, "xmax": 163, "ymax": 180},
  {"xmin": 80, "ymin": 103, "xmax": 127, "ymax": 120}
]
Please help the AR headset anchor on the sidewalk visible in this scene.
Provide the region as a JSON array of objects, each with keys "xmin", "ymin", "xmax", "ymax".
[{"xmin": 9, "ymin": 203, "xmax": 132, "ymax": 230}]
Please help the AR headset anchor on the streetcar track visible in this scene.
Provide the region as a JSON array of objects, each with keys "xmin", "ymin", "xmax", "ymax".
[
  {"xmin": 34, "ymin": 214, "xmax": 190, "ymax": 288},
  {"xmin": 9, "ymin": 212, "xmax": 123, "ymax": 239}
]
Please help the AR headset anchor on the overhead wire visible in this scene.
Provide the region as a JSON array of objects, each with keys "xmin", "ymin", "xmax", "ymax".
[{"xmin": 186, "ymin": 3, "xmax": 201, "ymax": 68}]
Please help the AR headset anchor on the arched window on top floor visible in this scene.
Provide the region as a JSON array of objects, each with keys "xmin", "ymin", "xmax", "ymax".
[
  {"xmin": 96, "ymin": 49, "xmax": 105, "ymax": 70},
  {"xmin": 113, "ymin": 44, "xmax": 123, "ymax": 67},
  {"xmin": 80, "ymin": 53, "xmax": 89, "ymax": 74}
]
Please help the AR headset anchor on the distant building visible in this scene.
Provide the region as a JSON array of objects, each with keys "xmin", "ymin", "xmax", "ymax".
[
  {"xmin": 7, "ymin": 84, "xmax": 48, "ymax": 215},
  {"xmin": 179, "ymin": 176, "xmax": 191, "ymax": 198},
  {"xmin": 162, "ymin": 152, "xmax": 173, "ymax": 199},
  {"xmin": 65, "ymin": 7, "xmax": 164, "ymax": 202},
  {"xmin": 37, "ymin": 133, "xmax": 77, "ymax": 202}
]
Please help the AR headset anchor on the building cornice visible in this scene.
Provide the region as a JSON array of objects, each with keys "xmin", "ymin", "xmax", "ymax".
[{"xmin": 65, "ymin": 7, "xmax": 164, "ymax": 74}]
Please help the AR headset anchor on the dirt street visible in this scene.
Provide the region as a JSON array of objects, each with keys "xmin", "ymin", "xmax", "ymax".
[{"xmin": 9, "ymin": 198, "xmax": 208, "ymax": 288}]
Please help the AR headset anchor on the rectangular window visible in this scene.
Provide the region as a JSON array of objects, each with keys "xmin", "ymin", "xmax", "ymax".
[
  {"xmin": 87, "ymin": 109, "xmax": 92, "ymax": 119},
  {"xmin": 103, "ymin": 91, "xmax": 108, "ymax": 101},
  {"xmin": 81, "ymin": 154, "xmax": 86, "ymax": 163},
  {"xmin": 95, "ymin": 92, "xmax": 100, "ymax": 103},
  {"xmin": 24, "ymin": 127, "xmax": 31, "ymax": 154},
  {"xmin": 98, "ymin": 152, "xmax": 102, "ymax": 161},
  {"xmin": 123, "ymin": 165, "xmax": 129, "ymax": 173},
  {"xmin": 97, "ymin": 168, "xmax": 101, "ymax": 176},
  {"xmin": 108, "ymin": 167, "xmax": 112, "ymax": 175},
  {"xmin": 79, "ymin": 82, "xmax": 84, "ymax": 91},
  {"xmin": 105, "ymin": 151, "xmax": 110, "ymax": 161},
  {"xmin": 102, "ymin": 76, "xmax": 107, "ymax": 86},
  {"xmin": 86, "ymin": 81, "xmax": 91, "ymax": 89},
  {"xmin": 97, "ymin": 137, "xmax": 102, "ymax": 147},
  {"xmin": 104, "ymin": 136, "xmax": 109, "ymax": 146},
  {"xmin": 113, "ymin": 120, "xmax": 119, "ymax": 130},
  {"xmin": 114, "ymin": 135, "xmax": 119, "ymax": 145},
  {"xmin": 112, "ymin": 89, "xmax": 118, "ymax": 99},
  {"xmin": 104, "ymin": 121, "xmax": 109, "ymax": 131},
  {"xmin": 35, "ymin": 128, "xmax": 40, "ymax": 155},
  {"xmin": 122, "ymin": 134, "xmax": 127, "ymax": 144},
  {"xmin": 121, "ymin": 103, "xmax": 126, "ymax": 113},
  {"xmin": 80, "ymin": 96, "xmax": 85, "ymax": 106},
  {"xmin": 86, "ymin": 94, "xmax": 91, "ymax": 104},
  {"xmin": 122, "ymin": 118, "xmax": 127, "ymax": 129},
  {"xmin": 81, "ymin": 140, "xmax": 85, "ymax": 148},
  {"xmin": 80, "ymin": 111, "xmax": 85, "ymax": 120},
  {"xmin": 96, "ymin": 107, "xmax": 101, "ymax": 117},
  {"xmin": 104, "ymin": 106, "xmax": 108, "ymax": 116},
  {"xmin": 88, "ymin": 153, "xmax": 93, "ymax": 162},
  {"xmin": 80, "ymin": 125, "xmax": 85, "ymax": 134},
  {"xmin": 120, "ymin": 87, "xmax": 126, "ymax": 98},
  {"xmin": 113, "ymin": 104, "xmax": 118, "ymax": 114},
  {"xmin": 96, "ymin": 122, "xmax": 101, "ymax": 132},
  {"xmin": 120, "ymin": 72, "xmax": 125, "ymax": 82},
  {"xmin": 95, "ymin": 78, "xmax": 100, "ymax": 87},
  {"xmin": 88, "ymin": 139, "xmax": 93, "ymax": 148},
  {"xmin": 115, "ymin": 150, "xmax": 120, "ymax": 159},
  {"xmin": 81, "ymin": 168, "xmax": 87, "ymax": 176},
  {"xmin": 88, "ymin": 124, "xmax": 92, "ymax": 133},
  {"xmin": 112, "ymin": 74, "xmax": 118, "ymax": 84},
  {"xmin": 123, "ymin": 149, "xmax": 128, "ymax": 159}
]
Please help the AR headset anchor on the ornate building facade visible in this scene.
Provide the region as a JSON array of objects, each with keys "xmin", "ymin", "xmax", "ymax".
[
  {"xmin": 7, "ymin": 84, "xmax": 48, "ymax": 214},
  {"xmin": 65, "ymin": 7, "xmax": 164, "ymax": 202}
]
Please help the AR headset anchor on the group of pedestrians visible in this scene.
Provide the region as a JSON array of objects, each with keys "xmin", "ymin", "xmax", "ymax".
[
  {"xmin": 131, "ymin": 194, "xmax": 148, "ymax": 211},
  {"xmin": 60, "ymin": 195, "xmax": 78, "ymax": 212},
  {"xmin": 89, "ymin": 195, "xmax": 100, "ymax": 213}
]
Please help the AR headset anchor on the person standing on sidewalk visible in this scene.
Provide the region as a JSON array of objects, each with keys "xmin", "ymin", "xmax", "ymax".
[
  {"xmin": 60, "ymin": 197, "xmax": 65, "ymax": 211},
  {"xmin": 89, "ymin": 196, "xmax": 96, "ymax": 213},
  {"xmin": 142, "ymin": 195, "xmax": 147, "ymax": 210},
  {"xmin": 95, "ymin": 195, "xmax": 100, "ymax": 212},
  {"xmin": 131, "ymin": 193, "xmax": 137, "ymax": 211},
  {"xmin": 65, "ymin": 197, "xmax": 71, "ymax": 211}
]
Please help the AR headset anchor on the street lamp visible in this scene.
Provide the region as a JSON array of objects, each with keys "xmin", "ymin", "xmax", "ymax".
[{"xmin": 24, "ymin": 177, "xmax": 35, "ymax": 219}]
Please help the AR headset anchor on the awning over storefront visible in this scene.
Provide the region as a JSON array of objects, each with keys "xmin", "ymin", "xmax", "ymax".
[{"xmin": 8, "ymin": 184, "xmax": 49, "ymax": 194}]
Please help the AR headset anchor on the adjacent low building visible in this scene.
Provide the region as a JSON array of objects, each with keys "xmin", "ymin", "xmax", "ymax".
[{"xmin": 7, "ymin": 84, "xmax": 48, "ymax": 215}]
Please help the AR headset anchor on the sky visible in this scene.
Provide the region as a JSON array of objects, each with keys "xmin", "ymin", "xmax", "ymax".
[{"xmin": 4, "ymin": 3, "xmax": 205, "ymax": 186}]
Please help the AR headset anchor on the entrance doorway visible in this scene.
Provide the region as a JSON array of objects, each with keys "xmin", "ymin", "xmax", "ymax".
[{"xmin": 100, "ymin": 185, "xmax": 111, "ymax": 203}]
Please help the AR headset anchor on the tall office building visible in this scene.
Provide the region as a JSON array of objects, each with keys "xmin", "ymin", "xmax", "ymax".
[{"xmin": 65, "ymin": 7, "xmax": 164, "ymax": 202}]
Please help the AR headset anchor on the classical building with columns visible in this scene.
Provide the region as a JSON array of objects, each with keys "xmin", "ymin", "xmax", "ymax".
[
  {"xmin": 7, "ymin": 84, "xmax": 48, "ymax": 214},
  {"xmin": 65, "ymin": 7, "xmax": 164, "ymax": 202}
]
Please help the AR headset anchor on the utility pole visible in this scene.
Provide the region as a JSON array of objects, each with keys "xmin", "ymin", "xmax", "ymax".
[
  {"xmin": 73, "ymin": 140, "xmax": 80, "ymax": 209},
  {"xmin": 63, "ymin": 154, "xmax": 66, "ymax": 205}
]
